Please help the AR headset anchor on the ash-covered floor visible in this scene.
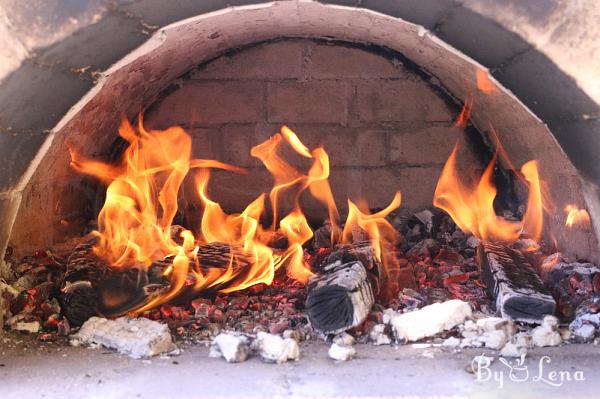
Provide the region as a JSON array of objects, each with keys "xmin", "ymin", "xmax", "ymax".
[{"xmin": 1, "ymin": 333, "xmax": 598, "ymax": 399}]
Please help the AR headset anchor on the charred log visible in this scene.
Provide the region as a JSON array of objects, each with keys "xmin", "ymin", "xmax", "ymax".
[
  {"xmin": 306, "ymin": 242, "xmax": 380, "ymax": 335},
  {"xmin": 61, "ymin": 240, "xmax": 257, "ymax": 325},
  {"xmin": 477, "ymin": 242, "xmax": 556, "ymax": 323}
]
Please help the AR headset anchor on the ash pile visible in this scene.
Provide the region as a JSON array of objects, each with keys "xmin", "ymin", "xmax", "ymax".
[{"xmin": 1, "ymin": 207, "xmax": 600, "ymax": 362}]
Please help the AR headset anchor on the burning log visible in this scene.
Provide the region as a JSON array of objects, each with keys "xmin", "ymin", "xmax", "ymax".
[
  {"xmin": 477, "ymin": 242, "xmax": 556, "ymax": 323},
  {"xmin": 305, "ymin": 241, "xmax": 380, "ymax": 335},
  {"xmin": 61, "ymin": 240, "xmax": 258, "ymax": 325}
]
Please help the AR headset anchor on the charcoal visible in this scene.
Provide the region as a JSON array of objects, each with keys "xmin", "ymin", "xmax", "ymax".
[
  {"xmin": 541, "ymin": 259, "xmax": 600, "ymax": 319},
  {"xmin": 306, "ymin": 242, "xmax": 379, "ymax": 335},
  {"xmin": 477, "ymin": 242, "xmax": 556, "ymax": 323}
]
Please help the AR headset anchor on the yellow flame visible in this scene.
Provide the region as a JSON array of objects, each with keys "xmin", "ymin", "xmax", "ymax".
[
  {"xmin": 433, "ymin": 143, "xmax": 544, "ymax": 243},
  {"xmin": 565, "ymin": 205, "xmax": 591, "ymax": 229},
  {"xmin": 71, "ymin": 118, "xmax": 407, "ymax": 311}
]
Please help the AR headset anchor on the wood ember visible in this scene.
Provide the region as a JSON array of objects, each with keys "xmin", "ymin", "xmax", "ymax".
[
  {"xmin": 540, "ymin": 256, "xmax": 600, "ymax": 319},
  {"xmin": 71, "ymin": 316, "xmax": 177, "ymax": 359},
  {"xmin": 569, "ymin": 295, "xmax": 600, "ymax": 342},
  {"xmin": 477, "ymin": 242, "xmax": 556, "ymax": 323},
  {"xmin": 305, "ymin": 242, "xmax": 379, "ymax": 335}
]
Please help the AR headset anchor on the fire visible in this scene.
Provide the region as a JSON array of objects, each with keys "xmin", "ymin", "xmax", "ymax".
[
  {"xmin": 433, "ymin": 143, "xmax": 544, "ymax": 243},
  {"xmin": 71, "ymin": 118, "xmax": 401, "ymax": 313},
  {"xmin": 454, "ymin": 93, "xmax": 473, "ymax": 128},
  {"xmin": 476, "ymin": 68, "xmax": 496, "ymax": 94},
  {"xmin": 565, "ymin": 205, "xmax": 591, "ymax": 228}
]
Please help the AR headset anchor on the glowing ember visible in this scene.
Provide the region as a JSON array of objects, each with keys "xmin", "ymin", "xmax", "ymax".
[
  {"xmin": 565, "ymin": 205, "xmax": 591, "ymax": 229},
  {"xmin": 70, "ymin": 118, "xmax": 401, "ymax": 312}
]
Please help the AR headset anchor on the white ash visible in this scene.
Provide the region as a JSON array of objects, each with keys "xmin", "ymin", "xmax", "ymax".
[
  {"xmin": 466, "ymin": 236, "xmax": 481, "ymax": 249},
  {"xmin": 71, "ymin": 316, "xmax": 177, "ymax": 359},
  {"xmin": 369, "ymin": 324, "xmax": 391, "ymax": 346},
  {"xmin": 531, "ymin": 315, "xmax": 562, "ymax": 347},
  {"xmin": 459, "ymin": 317, "xmax": 516, "ymax": 350},
  {"xmin": 442, "ymin": 336, "xmax": 460, "ymax": 348},
  {"xmin": 328, "ymin": 343, "xmax": 356, "ymax": 361},
  {"xmin": 333, "ymin": 332, "xmax": 355, "ymax": 346},
  {"xmin": 209, "ymin": 332, "xmax": 250, "ymax": 363},
  {"xmin": 10, "ymin": 320, "xmax": 41, "ymax": 333},
  {"xmin": 255, "ymin": 332, "xmax": 299, "ymax": 364},
  {"xmin": 500, "ymin": 342, "xmax": 524, "ymax": 357},
  {"xmin": 388, "ymin": 300, "xmax": 472, "ymax": 342},
  {"xmin": 514, "ymin": 332, "xmax": 534, "ymax": 349}
]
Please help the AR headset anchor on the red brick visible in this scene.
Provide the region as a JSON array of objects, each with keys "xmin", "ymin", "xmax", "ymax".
[
  {"xmin": 283, "ymin": 125, "xmax": 387, "ymax": 167},
  {"xmin": 188, "ymin": 128, "xmax": 221, "ymax": 161},
  {"xmin": 219, "ymin": 124, "xmax": 274, "ymax": 168},
  {"xmin": 357, "ymin": 79, "xmax": 454, "ymax": 122},
  {"xmin": 145, "ymin": 81, "xmax": 265, "ymax": 127},
  {"xmin": 297, "ymin": 166, "xmax": 442, "ymax": 219},
  {"xmin": 308, "ymin": 42, "xmax": 408, "ymax": 79},
  {"xmin": 267, "ymin": 81, "xmax": 350, "ymax": 124},
  {"xmin": 192, "ymin": 41, "xmax": 304, "ymax": 80},
  {"xmin": 389, "ymin": 125, "xmax": 480, "ymax": 165}
]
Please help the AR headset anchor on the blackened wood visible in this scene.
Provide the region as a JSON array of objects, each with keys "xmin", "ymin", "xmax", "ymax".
[
  {"xmin": 477, "ymin": 242, "xmax": 556, "ymax": 323},
  {"xmin": 61, "ymin": 240, "xmax": 257, "ymax": 324},
  {"xmin": 306, "ymin": 241, "xmax": 379, "ymax": 335}
]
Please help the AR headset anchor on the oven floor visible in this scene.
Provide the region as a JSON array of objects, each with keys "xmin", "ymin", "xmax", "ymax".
[{"xmin": 1, "ymin": 333, "xmax": 598, "ymax": 398}]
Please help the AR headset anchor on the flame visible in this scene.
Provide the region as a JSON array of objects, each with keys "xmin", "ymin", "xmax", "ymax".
[
  {"xmin": 454, "ymin": 93, "xmax": 473, "ymax": 128},
  {"xmin": 476, "ymin": 68, "xmax": 496, "ymax": 94},
  {"xmin": 565, "ymin": 205, "xmax": 591, "ymax": 228},
  {"xmin": 71, "ymin": 118, "xmax": 402, "ymax": 312},
  {"xmin": 433, "ymin": 143, "xmax": 544, "ymax": 243}
]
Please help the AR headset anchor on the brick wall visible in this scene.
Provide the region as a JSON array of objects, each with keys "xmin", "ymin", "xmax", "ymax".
[{"xmin": 145, "ymin": 39, "xmax": 482, "ymax": 219}]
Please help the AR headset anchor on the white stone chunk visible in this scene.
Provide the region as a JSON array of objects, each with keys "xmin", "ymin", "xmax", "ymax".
[
  {"xmin": 390, "ymin": 300, "xmax": 472, "ymax": 342},
  {"xmin": 71, "ymin": 316, "xmax": 176, "ymax": 359},
  {"xmin": 531, "ymin": 316, "xmax": 562, "ymax": 347},
  {"xmin": 478, "ymin": 330, "xmax": 508, "ymax": 350},
  {"xmin": 369, "ymin": 324, "xmax": 391, "ymax": 346},
  {"xmin": 210, "ymin": 332, "xmax": 250, "ymax": 363},
  {"xmin": 328, "ymin": 343, "xmax": 355, "ymax": 361},
  {"xmin": 500, "ymin": 342, "xmax": 525, "ymax": 358},
  {"xmin": 10, "ymin": 320, "xmax": 41, "ymax": 333},
  {"xmin": 333, "ymin": 332, "xmax": 355, "ymax": 346},
  {"xmin": 255, "ymin": 332, "xmax": 299, "ymax": 364}
]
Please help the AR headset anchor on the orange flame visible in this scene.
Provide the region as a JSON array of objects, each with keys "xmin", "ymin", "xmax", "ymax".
[
  {"xmin": 71, "ymin": 118, "xmax": 402, "ymax": 312},
  {"xmin": 433, "ymin": 143, "xmax": 544, "ymax": 243},
  {"xmin": 565, "ymin": 205, "xmax": 591, "ymax": 229},
  {"xmin": 476, "ymin": 68, "xmax": 496, "ymax": 94},
  {"xmin": 454, "ymin": 93, "xmax": 473, "ymax": 128}
]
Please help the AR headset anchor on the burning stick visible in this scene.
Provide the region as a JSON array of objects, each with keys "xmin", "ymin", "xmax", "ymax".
[
  {"xmin": 306, "ymin": 242, "xmax": 380, "ymax": 335},
  {"xmin": 477, "ymin": 242, "xmax": 556, "ymax": 323}
]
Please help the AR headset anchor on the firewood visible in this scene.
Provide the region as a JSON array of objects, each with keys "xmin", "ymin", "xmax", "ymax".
[
  {"xmin": 60, "ymin": 240, "xmax": 257, "ymax": 325},
  {"xmin": 477, "ymin": 242, "xmax": 556, "ymax": 323},
  {"xmin": 306, "ymin": 241, "xmax": 380, "ymax": 335}
]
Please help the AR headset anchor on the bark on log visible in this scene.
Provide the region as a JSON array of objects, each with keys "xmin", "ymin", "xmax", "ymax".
[
  {"xmin": 306, "ymin": 241, "xmax": 380, "ymax": 335},
  {"xmin": 477, "ymin": 241, "xmax": 556, "ymax": 323}
]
